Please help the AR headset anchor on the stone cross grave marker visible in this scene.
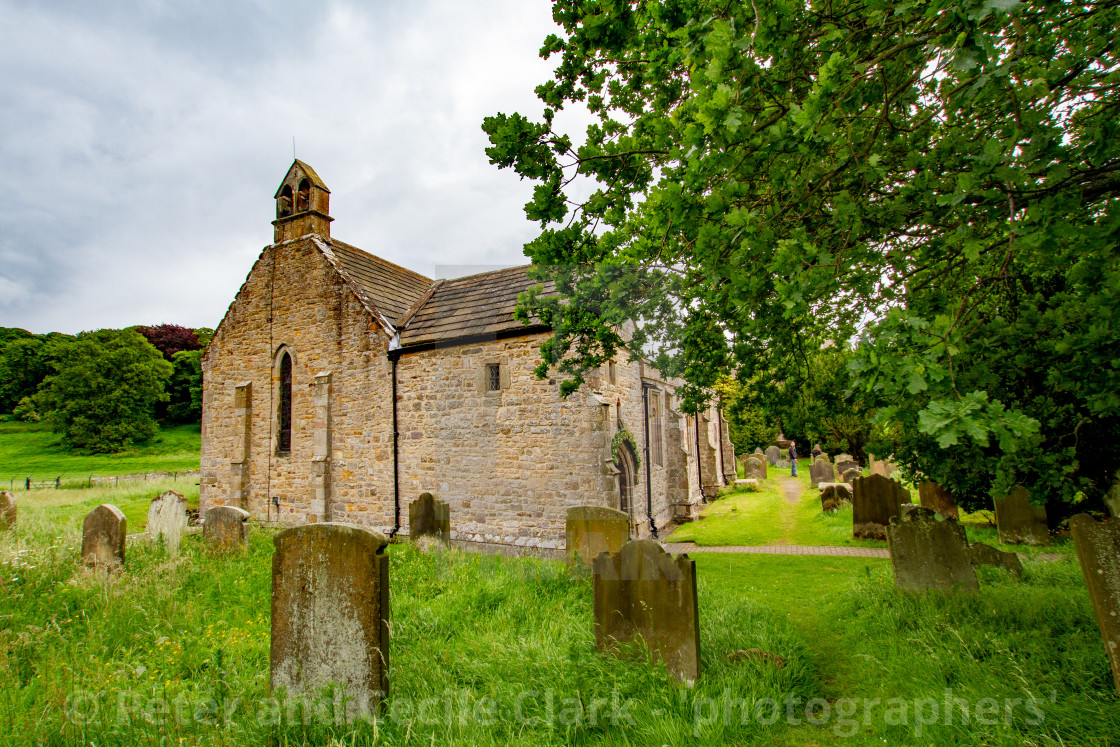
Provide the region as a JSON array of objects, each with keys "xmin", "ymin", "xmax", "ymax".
[
  {"xmin": 593, "ymin": 540, "xmax": 701, "ymax": 683},
  {"xmin": 271, "ymin": 523, "xmax": 391, "ymax": 714},
  {"xmin": 918, "ymin": 481, "xmax": 960, "ymax": 520},
  {"xmin": 1069, "ymin": 514, "xmax": 1120, "ymax": 694},
  {"xmin": 409, "ymin": 492, "xmax": 450, "ymax": 546},
  {"xmin": 567, "ymin": 505, "xmax": 630, "ymax": 564},
  {"xmin": 203, "ymin": 506, "xmax": 250, "ymax": 553},
  {"xmin": 744, "ymin": 455, "xmax": 767, "ymax": 480},
  {"xmin": 82, "ymin": 504, "xmax": 127, "ymax": 567},
  {"xmin": 0, "ymin": 490, "xmax": 16, "ymax": 529},
  {"xmin": 809, "ymin": 456, "xmax": 835, "ymax": 486},
  {"xmin": 765, "ymin": 445, "xmax": 781, "ymax": 466},
  {"xmin": 852, "ymin": 474, "xmax": 909, "ymax": 540},
  {"xmin": 886, "ymin": 507, "xmax": 978, "ymax": 593},
  {"xmin": 147, "ymin": 490, "xmax": 188, "ymax": 556},
  {"xmin": 994, "ymin": 487, "xmax": 1050, "ymax": 546}
]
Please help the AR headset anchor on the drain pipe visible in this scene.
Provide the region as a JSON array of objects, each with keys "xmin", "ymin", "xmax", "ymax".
[
  {"xmin": 389, "ymin": 354, "xmax": 401, "ymax": 537},
  {"xmin": 694, "ymin": 412, "xmax": 705, "ymax": 504},
  {"xmin": 641, "ymin": 384, "xmax": 658, "ymax": 539}
]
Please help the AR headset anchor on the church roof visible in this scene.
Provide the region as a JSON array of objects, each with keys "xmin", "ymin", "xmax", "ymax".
[
  {"xmin": 399, "ymin": 265, "xmax": 554, "ymax": 347},
  {"xmin": 325, "ymin": 239, "xmax": 433, "ymax": 324}
]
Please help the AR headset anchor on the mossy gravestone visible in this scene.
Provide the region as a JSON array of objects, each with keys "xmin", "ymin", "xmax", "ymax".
[
  {"xmin": 886, "ymin": 508, "xmax": 978, "ymax": 593},
  {"xmin": 203, "ymin": 506, "xmax": 250, "ymax": 553},
  {"xmin": 82, "ymin": 504, "xmax": 126, "ymax": 567},
  {"xmin": 764, "ymin": 445, "xmax": 781, "ymax": 466},
  {"xmin": 593, "ymin": 540, "xmax": 701, "ymax": 683},
  {"xmin": 271, "ymin": 524, "xmax": 390, "ymax": 714},
  {"xmin": 0, "ymin": 490, "xmax": 16, "ymax": 529},
  {"xmin": 995, "ymin": 486, "xmax": 1050, "ymax": 546},
  {"xmin": 918, "ymin": 480, "xmax": 960, "ymax": 520},
  {"xmin": 820, "ymin": 483, "xmax": 852, "ymax": 512},
  {"xmin": 1069, "ymin": 514, "xmax": 1120, "ymax": 694},
  {"xmin": 409, "ymin": 492, "xmax": 450, "ymax": 545},
  {"xmin": 566, "ymin": 505, "xmax": 629, "ymax": 564},
  {"xmin": 744, "ymin": 455, "xmax": 767, "ymax": 480},
  {"xmin": 968, "ymin": 542, "xmax": 1023, "ymax": 577},
  {"xmin": 852, "ymin": 474, "xmax": 909, "ymax": 540},
  {"xmin": 836, "ymin": 458, "xmax": 860, "ymax": 478},
  {"xmin": 147, "ymin": 490, "xmax": 188, "ymax": 557},
  {"xmin": 809, "ymin": 456, "xmax": 835, "ymax": 486}
]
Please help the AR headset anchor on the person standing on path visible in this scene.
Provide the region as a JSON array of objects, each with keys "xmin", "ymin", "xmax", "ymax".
[{"xmin": 789, "ymin": 441, "xmax": 798, "ymax": 477}]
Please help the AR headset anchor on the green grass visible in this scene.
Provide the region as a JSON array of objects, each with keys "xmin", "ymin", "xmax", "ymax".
[
  {"xmin": 8, "ymin": 477, "xmax": 200, "ymax": 534},
  {"xmin": 0, "ymin": 420, "xmax": 200, "ymax": 485}
]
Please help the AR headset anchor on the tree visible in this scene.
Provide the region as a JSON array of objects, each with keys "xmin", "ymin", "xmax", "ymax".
[
  {"xmin": 166, "ymin": 350, "xmax": 203, "ymax": 423},
  {"xmin": 0, "ymin": 332, "xmax": 72, "ymax": 414},
  {"xmin": 135, "ymin": 324, "xmax": 201, "ymax": 360},
  {"xmin": 483, "ymin": 0, "xmax": 1120, "ymax": 510},
  {"xmin": 35, "ymin": 329, "xmax": 172, "ymax": 452}
]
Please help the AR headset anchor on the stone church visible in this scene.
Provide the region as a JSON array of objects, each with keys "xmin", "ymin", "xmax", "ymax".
[{"xmin": 199, "ymin": 161, "xmax": 737, "ymax": 555}]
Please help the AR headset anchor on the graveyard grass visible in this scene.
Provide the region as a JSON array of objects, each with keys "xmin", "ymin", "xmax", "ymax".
[
  {"xmin": 2, "ymin": 486, "xmax": 1118, "ymax": 745},
  {"xmin": 0, "ymin": 419, "xmax": 201, "ymax": 486}
]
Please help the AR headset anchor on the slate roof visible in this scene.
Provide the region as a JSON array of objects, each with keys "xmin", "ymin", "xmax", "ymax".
[
  {"xmin": 326, "ymin": 239, "xmax": 433, "ymax": 325},
  {"xmin": 399, "ymin": 265, "xmax": 554, "ymax": 347}
]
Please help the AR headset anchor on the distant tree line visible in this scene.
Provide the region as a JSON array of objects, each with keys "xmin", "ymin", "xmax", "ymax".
[{"xmin": 0, "ymin": 324, "xmax": 211, "ymax": 453}]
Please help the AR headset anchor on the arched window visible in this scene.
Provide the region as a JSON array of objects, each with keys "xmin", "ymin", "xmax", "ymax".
[
  {"xmin": 278, "ymin": 351, "xmax": 293, "ymax": 453},
  {"xmin": 296, "ymin": 178, "xmax": 311, "ymax": 212},
  {"xmin": 617, "ymin": 443, "xmax": 636, "ymax": 514},
  {"xmin": 278, "ymin": 185, "xmax": 294, "ymax": 218}
]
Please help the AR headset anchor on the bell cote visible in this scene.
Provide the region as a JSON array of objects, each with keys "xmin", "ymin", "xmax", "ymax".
[{"xmin": 272, "ymin": 160, "xmax": 333, "ymax": 242}]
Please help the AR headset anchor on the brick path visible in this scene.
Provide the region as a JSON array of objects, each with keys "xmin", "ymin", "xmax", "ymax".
[{"xmin": 663, "ymin": 542, "xmax": 889, "ymax": 558}]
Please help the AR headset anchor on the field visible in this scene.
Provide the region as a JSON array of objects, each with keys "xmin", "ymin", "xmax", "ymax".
[
  {"xmin": 0, "ymin": 420, "xmax": 201, "ymax": 488},
  {"xmin": 1, "ymin": 485, "xmax": 1117, "ymax": 745}
]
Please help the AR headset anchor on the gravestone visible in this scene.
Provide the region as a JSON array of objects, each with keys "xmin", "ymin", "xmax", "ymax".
[
  {"xmin": 0, "ymin": 490, "xmax": 16, "ymax": 529},
  {"xmin": 764, "ymin": 445, "xmax": 781, "ymax": 466},
  {"xmin": 566, "ymin": 505, "xmax": 630, "ymax": 564},
  {"xmin": 852, "ymin": 474, "xmax": 909, "ymax": 540},
  {"xmin": 81, "ymin": 504, "xmax": 127, "ymax": 567},
  {"xmin": 840, "ymin": 467, "xmax": 861, "ymax": 485},
  {"xmin": 734, "ymin": 478, "xmax": 761, "ymax": 492},
  {"xmin": 918, "ymin": 481, "xmax": 960, "ymax": 520},
  {"xmin": 820, "ymin": 483, "xmax": 852, "ymax": 512},
  {"xmin": 968, "ymin": 542, "xmax": 1023, "ymax": 577},
  {"xmin": 593, "ymin": 540, "xmax": 701, "ymax": 683},
  {"xmin": 870, "ymin": 459, "xmax": 896, "ymax": 478},
  {"xmin": 994, "ymin": 487, "xmax": 1050, "ymax": 546},
  {"xmin": 744, "ymin": 455, "xmax": 767, "ymax": 480},
  {"xmin": 886, "ymin": 508, "xmax": 978, "ymax": 593},
  {"xmin": 203, "ymin": 506, "xmax": 250, "ymax": 553},
  {"xmin": 409, "ymin": 492, "xmax": 450, "ymax": 545},
  {"xmin": 836, "ymin": 458, "xmax": 859, "ymax": 478},
  {"xmin": 147, "ymin": 490, "xmax": 188, "ymax": 556},
  {"xmin": 1105, "ymin": 472, "xmax": 1120, "ymax": 518},
  {"xmin": 271, "ymin": 524, "xmax": 390, "ymax": 712},
  {"xmin": 753, "ymin": 448, "xmax": 764, "ymax": 455},
  {"xmin": 1069, "ymin": 515, "xmax": 1120, "ymax": 693},
  {"xmin": 809, "ymin": 457, "xmax": 835, "ymax": 486}
]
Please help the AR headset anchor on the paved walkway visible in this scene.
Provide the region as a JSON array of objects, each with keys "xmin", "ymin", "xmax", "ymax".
[{"xmin": 663, "ymin": 542, "xmax": 890, "ymax": 558}]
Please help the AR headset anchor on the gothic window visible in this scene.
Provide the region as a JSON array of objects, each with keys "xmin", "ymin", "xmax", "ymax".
[
  {"xmin": 277, "ymin": 185, "xmax": 294, "ymax": 218},
  {"xmin": 488, "ymin": 364, "xmax": 501, "ymax": 391},
  {"xmin": 296, "ymin": 178, "xmax": 311, "ymax": 212},
  {"xmin": 617, "ymin": 442, "xmax": 636, "ymax": 514},
  {"xmin": 278, "ymin": 351, "xmax": 293, "ymax": 454},
  {"xmin": 650, "ymin": 390, "xmax": 664, "ymax": 466}
]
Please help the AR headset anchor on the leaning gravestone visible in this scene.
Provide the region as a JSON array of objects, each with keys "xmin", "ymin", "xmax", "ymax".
[
  {"xmin": 820, "ymin": 483, "xmax": 852, "ymax": 512},
  {"xmin": 744, "ymin": 455, "xmax": 767, "ymax": 480},
  {"xmin": 852, "ymin": 474, "xmax": 909, "ymax": 540},
  {"xmin": 918, "ymin": 481, "xmax": 960, "ymax": 520},
  {"xmin": 147, "ymin": 490, "xmax": 188, "ymax": 556},
  {"xmin": 886, "ymin": 507, "xmax": 977, "ymax": 593},
  {"xmin": 809, "ymin": 457, "xmax": 835, "ymax": 486},
  {"xmin": 968, "ymin": 542, "xmax": 1023, "ymax": 577},
  {"xmin": 203, "ymin": 506, "xmax": 250, "ymax": 553},
  {"xmin": 0, "ymin": 490, "xmax": 16, "ymax": 529},
  {"xmin": 271, "ymin": 524, "xmax": 390, "ymax": 712},
  {"xmin": 409, "ymin": 492, "xmax": 450, "ymax": 545},
  {"xmin": 994, "ymin": 487, "xmax": 1050, "ymax": 546},
  {"xmin": 567, "ymin": 505, "xmax": 629, "ymax": 564},
  {"xmin": 1069, "ymin": 514, "xmax": 1120, "ymax": 694},
  {"xmin": 593, "ymin": 540, "xmax": 701, "ymax": 683},
  {"xmin": 764, "ymin": 445, "xmax": 781, "ymax": 466},
  {"xmin": 82, "ymin": 504, "xmax": 126, "ymax": 567}
]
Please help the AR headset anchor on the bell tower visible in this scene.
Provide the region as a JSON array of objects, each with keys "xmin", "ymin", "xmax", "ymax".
[{"xmin": 272, "ymin": 160, "xmax": 333, "ymax": 242}]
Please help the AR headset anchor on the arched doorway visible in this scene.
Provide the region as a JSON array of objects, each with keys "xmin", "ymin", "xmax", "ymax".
[{"xmin": 617, "ymin": 443, "xmax": 637, "ymax": 515}]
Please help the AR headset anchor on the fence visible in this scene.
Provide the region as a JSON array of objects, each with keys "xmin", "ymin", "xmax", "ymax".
[{"xmin": 1, "ymin": 470, "xmax": 200, "ymax": 492}]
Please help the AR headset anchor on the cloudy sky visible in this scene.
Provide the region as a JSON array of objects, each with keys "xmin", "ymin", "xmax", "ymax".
[{"xmin": 0, "ymin": 0, "xmax": 573, "ymax": 334}]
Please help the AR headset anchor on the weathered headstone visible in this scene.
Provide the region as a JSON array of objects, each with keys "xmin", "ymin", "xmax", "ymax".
[
  {"xmin": 886, "ymin": 507, "xmax": 977, "ymax": 593},
  {"xmin": 852, "ymin": 474, "xmax": 909, "ymax": 540},
  {"xmin": 593, "ymin": 540, "xmax": 701, "ymax": 683},
  {"xmin": 271, "ymin": 524, "xmax": 390, "ymax": 712},
  {"xmin": 1069, "ymin": 515, "xmax": 1120, "ymax": 693},
  {"xmin": 994, "ymin": 487, "xmax": 1050, "ymax": 546},
  {"xmin": 809, "ymin": 457, "xmax": 835, "ymax": 486},
  {"xmin": 147, "ymin": 490, "xmax": 188, "ymax": 556},
  {"xmin": 836, "ymin": 458, "xmax": 859, "ymax": 478},
  {"xmin": 870, "ymin": 459, "xmax": 896, "ymax": 478},
  {"xmin": 409, "ymin": 492, "xmax": 450, "ymax": 545},
  {"xmin": 566, "ymin": 505, "xmax": 630, "ymax": 564},
  {"xmin": 968, "ymin": 542, "xmax": 1023, "ymax": 577},
  {"xmin": 835, "ymin": 453, "xmax": 854, "ymax": 464},
  {"xmin": 820, "ymin": 483, "xmax": 852, "ymax": 512},
  {"xmin": 918, "ymin": 481, "xmax": 960, "ymax": 520},
  {"xmin": 743, "ymin": 455, "xmax": 767, "ymax": 480},
  {"xmin": 764, "ymin": 445, "xmax": 781, "ymax": 466},
  {"xmin": 81, "ymin": 504, "xmax": 126, "ymax": 567},
  {"xmin": 734, "ymin": 478, "xmax": 761, "ymax": 492},
  {"xmin": 840, "ymin": 467, "xmax": 861, "ymax": 485},
  {"xmin": 203, "ymin": 506, "xmax": 250, "ymax": 553},
  {"xmin": 0, "ymin": 490, "xmax": 16, "ymax": 529},
  {"xmin": 753, "ymin": 447, "xmax": 764, "ymax": 455}
]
